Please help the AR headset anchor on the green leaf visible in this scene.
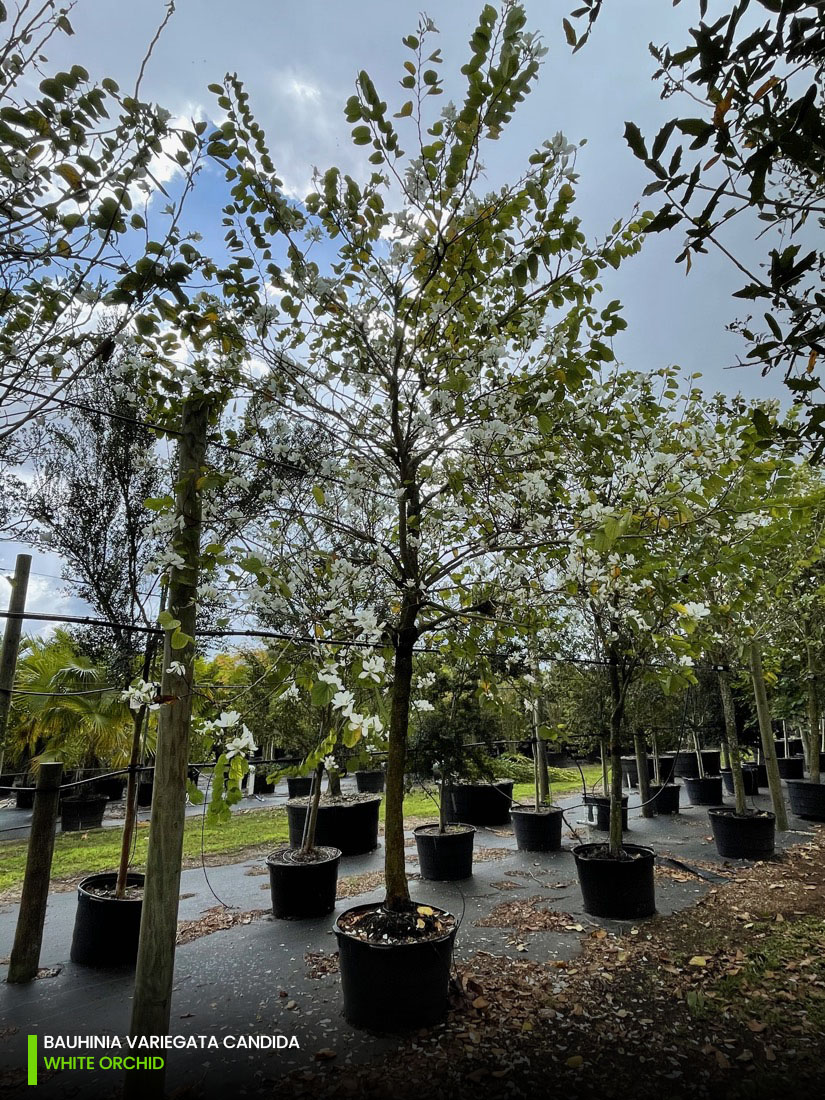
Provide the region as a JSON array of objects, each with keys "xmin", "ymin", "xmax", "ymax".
[
  {"xmin": 312, "ymin": 485, "xmax": 325, "ymax": 507},
  {"xmin": 352, "ymin": 126, "xmax": 372, "ymax": 145}
]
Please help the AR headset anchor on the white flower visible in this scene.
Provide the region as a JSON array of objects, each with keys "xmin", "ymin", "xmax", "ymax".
[
  {"xmin": 225, "ymin": 724, "xmax": 257, "ymax": 760},
  {"xmin": 331, "ymin": 690, "xmax": 356, "ymax": 717},
  {"xmin": 215, "ymin": 710, "xmax": 242, "ymax": 729},
  {"xmin": 359, "ymin": 655, "xmax": 386, "ymax": 683},
  {"xmin": 166, "ymin": 662, "xmax": 185, "ymax": 677},
  {"xmin": 682, "ymin": 602, "xmax": 710, "ymax": 621},
  {"xmin": 323, "ymin": 755, "xmax": 338, "ymax": 773},
  {"xmin": 412, "ymin": 699, "xmax": 435, "ymax": 713},
  {"xmin": 120, "ymin": 679, "xmax": 160, "ymax": 711}
]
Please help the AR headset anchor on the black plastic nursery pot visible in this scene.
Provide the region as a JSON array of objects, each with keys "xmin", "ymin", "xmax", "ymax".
[
  {"xmin": 708, "ymin": 807, "xmax": 775, "ymax": 860},
  {"xmin": 589, "ymin": 795, "xmax": 628, "ymax": 832},
  {"xmin": 414, "ymin": 823, "xmax": 475, "ymax": 880},
  {"xmin": 756, "ymin": 764, "xmax": 769, "ymax": 788},
  {"xmin": 137, "ymin": 777, "xmax": 154, "ymax": 807},
  {"xmin": 70, "ymin": 872, "xmax": 145, "ymax": 967},
  {"xmin": 447, "ymin": 780, "xmax": 514, "ymax": 826},
  {"xmin": 254, "ymin": 772, "xmax": 276, "ymax": 794},
  {"xmin": 334, "ymin": 902, "xmax": 458, "ymax": 1031},
  {"xmin": 573, "ymin": 843, "xmax": 656, "ymax": 920},
  {"xmin": 286, "ymin": 795, "xmax": 381, "ymax": 856},
  {"xmin": 787, "ymin": 779, "xmax": 825, "ymax": 821},
  {"xmin": 266, "ymin": 845, "xmax": 341, "ymax": 919},
  {"xmin": 683, "ymin": 775, "xmax": 724, "ymax": 806},
  {"xmin": 355, "ymin": 770, "xmax": 385, "ymax": 794},
  {"xmin": 286, "ymin": 775, "xmax": 313, "ymax": 798},
  {"xmin": 14, "ymin": 779, "xmax": 35, "ymax": 809},
  {"xmin": 620, "ymin": 755, "xmax": 655, "ymax": 789},
  {"xmin": 777, "ymin": 756, "xmax": 805, "ymax": 780},
  {"xmin": 721, "ymin": 765, "xmax": 760, "ymax": 796},
  {"xmin": 648, "ymin": 782, "xmax": 680, "ymax": 815},
  {"xmin": 774, "ymin": 737, "xmax": 804, "ymax": 759},
  {"xmin": 61, "ymin": 795, "xmax": 107, "ymax": 832},
  {"xmin": 510, "ymin": 806, "xmax": 563, "ymax": 851},
  {"xmin": 671, "ymin": 750, "xmax": 721, "ymax": 779},
  {"xmin": 96, "ymin": 776, "xmax": 127, "ymax": 801}
]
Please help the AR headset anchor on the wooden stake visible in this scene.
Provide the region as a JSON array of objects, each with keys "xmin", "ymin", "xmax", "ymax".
[
  {"xmin": 126, "ymin": 396, "xmax": 210, "ymax": 1097},
  {"xmin": 0, "ymin": 553, "xmax": 31, "ymax": 774},
  {"xmin": 7, "ymin": 762, "xmax": 63, "ymax": 983}
]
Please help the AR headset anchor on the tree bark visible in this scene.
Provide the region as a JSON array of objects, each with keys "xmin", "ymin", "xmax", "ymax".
[
  {"xmin": 607, "ymin": 645, "xmax": 625, "ymax": 857},
  {"xmin": 384, "ymin": 625, "xmax": 415, "ymax": 911},
  {"xmin": 717, "ymin": 667, "xmax": 747, "ymax": 816},
  {"xmin": 806, "ymin": 638, "xmax": 821, "ymax": 783},
  {"xmin": 748, "ymin": 643, "xmax": 788, "ymax": 831},
  {"xmin": 126, "ymin": 395, "xmax": 210, "ymax": 1098}
]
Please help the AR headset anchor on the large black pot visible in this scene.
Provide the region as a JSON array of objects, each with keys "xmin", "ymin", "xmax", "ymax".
[
  {"xmin": 286, "ymin": 796, "xmax": 381, "ymax": 856},
  {"xmin": 61, "ymin": 796, "xmax": 107, "ymax": 832},
  {"xmin": 447, "ymin": 780, "xmax": 514, "ymax": 826},
  {"xmin": 355, "ymin": 770, "xmax": 385, "ymax": 794},
  {"xmin": 70, "ymin": 872, "xmax": 144, "ymax": 967},
  {"xmin": 510, "ymin": 806, "xmax": 563, "ymax": 851},
  {"xmin": 620, "ymin": 756, "xmax": 655, "ymax": 789},
  {"xmin": 648, "ymin": 782, "xmax": 680, "ymax": 815},
  {"xmin": 774, "ymin": 738, "xmax": 804, "ymax": 759},
  {"xmin": 96, "ymin": 776, "xmax": 127, "ymax": 801},
  {"xmin": 588, "ymin": 794, "xmax": 628, "ymax": 831},
  {"xmin": 683, "ymin": 775, "xmax": 724, "ymax": 806},
  {"xmin": 670, "ymin": 750, "xmax": 721, "ymax": 779},
  {"xmin": 266, "ymin": 845, "xmax": 341, "ymax": 919},
  {"xmin": 334, "ymin": 902, "xmax": 458, "ymax": 1031},
  {"xmin": 721, "ymin": 764, "xmax": 760, "ymax": 796},
  {"xmin": 756, "ymin": 763, "xmax": 769, "ymax": 788},
  {"xmin": 254, "ymin": 771, "xmax": 276, "ymax": 794},
  {"xmin": 14, "ymin": 778, "xmax": 36, "ymax": 809},
  {"xmin": 137, "ymin": 776, "xmax": 154, "ymax": 807},
  {"xmin": 414, "ymin": 824, "xmax": 475, "ymax": 880},
  {"xmin": 286, "ymin": 776, "xmax": 313, "ymax": 799},
  {"xmin": 573, "ymin": 843, "xmax": 656, "ymax": 920},
  {"xmin": 708, "ymin": 807, "xmax": 775, "ymax": 860},
  {"xmin": 0, "ymin": 772, "xmax": 18, "ymax": 797},
  {"xmin": 777, "ymin": 756, "xmax": 805, "ymax": 780},
  {"xmin": 787, "ymin": 779, "xmax": 825, "ymax": 821}
]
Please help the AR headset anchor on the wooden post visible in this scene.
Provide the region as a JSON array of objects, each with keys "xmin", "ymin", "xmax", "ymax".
[
  {"xmin": 126, "ymin": 396, "xmax": 210, "ymax": 1098},
  {"xmin": 7, "ymin": 762, "xmax": 63, "ymax": 983},
  {"xmin": 0, "ymin": 553, "xmax": 31, "ymax": 774}
]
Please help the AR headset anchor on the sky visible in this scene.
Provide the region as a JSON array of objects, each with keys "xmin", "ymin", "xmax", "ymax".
[{"xmin": 1, "ymin": 0, "xmax": 787, "ymax": 630}]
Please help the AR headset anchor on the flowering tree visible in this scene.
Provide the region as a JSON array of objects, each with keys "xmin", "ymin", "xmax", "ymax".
[
  {"xmin": 689, "ymin": 447, "xmax": 825, "ymax": 823},
  {"xmin": 555, "ymin": 367, "xmax": 759, "ymax": 853},
  {"xmin": 207, "ymin": 2, "xmax": 647, "ymax": 913}
]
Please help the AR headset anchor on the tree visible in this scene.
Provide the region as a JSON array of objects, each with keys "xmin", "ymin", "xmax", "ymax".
[
  {"xmin": 566, "ymin": 1, "xmax": 825, "ymax": 447},
  {"xmin": 0, "ymin": 1, "xmax": 207, "ymax": 443},
  {"xmin": 555, "ymin": 366, "xmax": 758, "ymax": 853},
  {"xmin": 208, "ymin": 2, "xmax": 647, "ymax": 914}
]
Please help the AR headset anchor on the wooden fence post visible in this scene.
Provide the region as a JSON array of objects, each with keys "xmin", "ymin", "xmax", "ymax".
[
  {"xmin": 0, "ymin": 553, "xmax": 31, "ymax": 774},
  {"xmin": 7, "ymin": 761, "xmax": 64, "ymax": 983}
]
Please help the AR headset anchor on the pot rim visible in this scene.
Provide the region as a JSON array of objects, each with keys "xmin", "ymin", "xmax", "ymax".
[
  {"xmin": 413, "ymin": 822, "xmax": 476, "ymax": 837},
  {"xmin": 572, "ymin": 842, "xmax": 654, "ymax": 864},
  {"xmin": 286, "ymin": 793, "xmax": 382, "ymax": 809},
  {"xmin": 786, "ymin": 778, "xmax": 825, "ymax": 787},
  {"xmin": 509, "ymin": 804, "xmax": 563, "ymax": 816},
  {"xmin": 266, "ymin": 845, "xmax": 342, "ymax": 866},
  {"xmin": 77, "ymin": 871, "xmax": 145, "ymax": 900},
  {"xmin": 707, "ymin": 806, "xmax": 775, "ymax": 821},
  {"xmin": 334, "ymin": 900, "xmax": 457, "ymax": 950}
]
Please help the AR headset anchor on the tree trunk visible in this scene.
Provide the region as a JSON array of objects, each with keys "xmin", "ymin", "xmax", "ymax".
[
  {"xmin": 300, "ymin": 762, "xmax": 325, "ymax": 855},
  {"xmin": 125, "ymin": 395, "xmax": 210, "ymax": 1098},
  {"xmin": 607, "ymin": 646, "xmax": 625, "ymax": 857},
  {"xmin": 748, "ymin": 643, "xmax": 788, "ymax": 831},
  {"xmin": 384, "ymin": 627, "xmax": 415, "ymax": 911},
  {"xmin": 634, "ymin": 730, "xmax": 653, "ymax": 818},
  {"xmin": 717, "ymin": 667, "xmax": 747, "ymax": 816},
  {"xmin": 806, "ymin": 639, "xmax": 821, "ymax": 783}
]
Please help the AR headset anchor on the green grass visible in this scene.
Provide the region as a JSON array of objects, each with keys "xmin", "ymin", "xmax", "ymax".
[{"xmin": 0, "ymin": 766, "xmax": 602, "ymax": 895}]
